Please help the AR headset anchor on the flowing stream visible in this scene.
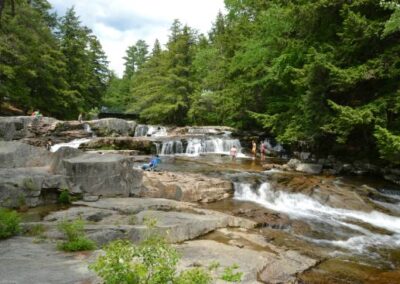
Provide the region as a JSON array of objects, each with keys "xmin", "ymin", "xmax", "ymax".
[{"xmin": 234, "ymin": 182, "xmax": 400, "ymax": 258}]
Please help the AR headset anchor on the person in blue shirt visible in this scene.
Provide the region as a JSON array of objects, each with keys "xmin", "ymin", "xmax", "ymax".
[{"xmin": 142, "ymin": 155, "xmax": 161, "ymax": 170}]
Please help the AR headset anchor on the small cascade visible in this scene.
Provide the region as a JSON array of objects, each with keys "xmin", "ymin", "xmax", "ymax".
[
  {"xmin": 83, "ymin": 123, "xmax": 92, "ymax": 133},
  {"xmin": 160, "ymin": 140, "xmax": 183, "ymax": 155},
  {"xmin": 158, "ymin": 137, "xmax": 244, "ymax": 157},
  {"xmin": 147, "ymin": 126, "xmax": 167, "ymax": 137},
  {"xmin": 233, "ymin": 182, "xmax": 400, "ymax": 254},
  {"xmin": 134, "ymin": 125, "xmax": 149, "ymax": 137},
  {"xmin": 134, "ymin": 125, "xmax": 167, "ymax": 137},
  {"xmin": 50, "ymin": 138, "xmax": 91, "ymax": 152},
  {"xmin": 83, "ymin": 123, "xmax": 96, "ymax": 137}
]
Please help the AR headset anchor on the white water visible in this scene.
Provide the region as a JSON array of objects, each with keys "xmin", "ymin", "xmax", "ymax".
[
  {"xmin": 234, "ymin": 182, "xmax": 400, "ymax": 254},
  {"xmin": 134, "ymin": 125, "xmax": 167, "ymax": 137},
  {"xmin": 186, "ymin": 138, "xmax": 245, "ymax": 157},
  {"xmin": 157, "ymin": 137, "xmax": 246, "ymax": 157},
  {"xmin": 50, "ymin": 138, "xmax": 91, "ymax": 152},
  {"xmin": 160, "ymin": 140, "xmax": 184, "ymax": 155}
]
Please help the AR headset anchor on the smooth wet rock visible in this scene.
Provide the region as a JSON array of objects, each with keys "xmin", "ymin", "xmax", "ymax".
[
  {"xmin": 233, "ymin": 207, "xmax": 292, "ymax": 230},
  {"xmin": 140, "ymin": 171, "xmax": 233, "ymax": 202},
  {"xmin": 287, "ymin": 158, "xmax": 301, "ymax": 169},
  {"xmin": 295, "ymin": 163, "xmax": 323, "ymax": 174},
  {"xmin": 0, "ymin": 141, "xmax": 52, "ymax": 168},
  {"xmin": 0, "ymin": 237, "xmax": 100, "ymax": 284},
  {"xmin": 62, "ymin": 153, "xmax": 142, "ymax": 197},
  {"xmin": 270, "ymin": 174, "xmax": 378, "ymax": 211},
  {"xmin": 88, "ymin": 118, "xmax": 137, "ymax": 137}
]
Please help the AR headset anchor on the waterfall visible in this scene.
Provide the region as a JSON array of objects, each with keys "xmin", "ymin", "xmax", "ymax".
[
  {"xmin": 234, "ymin": 182, "xmax": 400, "ymax": 254},
  {"xmin": 160, "ymin": 140, "xmax": 183, "ymax": 155},
  {"xmin": 83, "ymin": 123, "xmax": 96, "ymax": 137},
  {"xmin": 83, "ymin": 123, "xmax": 92, "ymax": 133},
  {"xmin": 50, "ymin": 138, "xmax": 91, "ymax": 152},
  {"xmin": 134, "ymin": 125, "xmax": 149, "ymax": 137},
  {"xmin": 158, "ymin": 137, "xmax": 244, "ymax": 157},
  {"xmin": 134, "ymin": 125, "xmax": 167, "ymax": 137}
]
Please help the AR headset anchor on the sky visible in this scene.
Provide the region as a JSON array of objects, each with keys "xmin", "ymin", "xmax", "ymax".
[{"xmin": 49, "ymin": 0, "xmax": 226, "ymax": 77}]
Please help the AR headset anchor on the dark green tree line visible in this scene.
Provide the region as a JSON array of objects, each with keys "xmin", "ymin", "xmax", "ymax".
[{"xmin": 0, "ymin": 1, "xmax": 109, "ymax": 118}]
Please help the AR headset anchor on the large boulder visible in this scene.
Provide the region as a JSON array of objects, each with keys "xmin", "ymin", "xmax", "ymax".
[
  {"xmin": 0, "ymin": 141, "xmax": 52, "ymax": 168},
  {"xmin": 140, "ymin": 171, "xmax": 233, "ymax": 202},
  {"xmin": 49, "ymin": 147, "xmax": 83, "ymax": 174},
  {"xmin": 0, "ymin": 167, "xmax": 69, "ymax": 207},
  {"xmin": 0, "ymin": 116, "xmax": 59, "ymax": 141},
  {"xmin": 62, "ymin": 153, "xmax": 142, "ymax": 198},
  {"xmin": 88, "ymin": 118, "xmax": 137, "ymax": 137}
]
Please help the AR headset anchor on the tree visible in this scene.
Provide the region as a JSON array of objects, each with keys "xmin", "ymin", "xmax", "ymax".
[{"xmin": 123, "ymin": 39, "xmax": 149, "ymax": 79}]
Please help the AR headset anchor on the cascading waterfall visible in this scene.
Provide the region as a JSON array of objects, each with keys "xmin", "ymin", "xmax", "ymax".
[
  {"xmin": 134, "ymin": 125, "xmax": 149, "ymax": 137},
  {"xmin": 158, "ymin": 137, "xmax": 244, "ymax": 157},
  {"xmin": 134, "ymin": 125, "xmax": 167, "ymax": 137},
  {"xmin": 160, "ymin": 140, "xmax": 183, "ymax": 155},
  {"xmin": 50, "ymin": 138, "xmax": 91, "ymax": 152},
  {"xmin": 234, "ymin": 182, "xmax": 400, "ymax": 255}
]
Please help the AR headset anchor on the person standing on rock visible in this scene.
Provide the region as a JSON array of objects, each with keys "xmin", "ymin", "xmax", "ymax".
[
  {"xmin": 78, "ymin": 113, "xmax": 83, "ymax": 123},
  {"xmin": 230, "ymin": 145, "xmax": 238, "ymax": 160},
  {"xmin": 45, "ymin": 138, "xmax": 53, "ymax": 151},
  {"xmin": 260, "ymin": 141, "xmax": 267, "ymax": 160},
  {"xmin": 251, "ymin": 140, "xmax": 257, "ymax": 159}
]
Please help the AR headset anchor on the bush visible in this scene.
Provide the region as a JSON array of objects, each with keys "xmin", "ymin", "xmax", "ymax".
[
  {"xmin": 175, "ymin": 268, "xmax": 212, "ymax": 284},
  {"xmin": 57, "ymin": 219, "xmax": 95, "ymax": 251},
  {"xmin": 58, "ymin": 190, "xmax": 71, "ymax": 205},
  {"xmin": 90, "ymin": 237, "xmax": 213, "ymax": 284},
  {"xmin": 220, "ymin": 264, "xmax": 243, "ymax": 283},
  {"xmin": 0, "ymin": 208, "xmax": 20, "ymax": 239}
]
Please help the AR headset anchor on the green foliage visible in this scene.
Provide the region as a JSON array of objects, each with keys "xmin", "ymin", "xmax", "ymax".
[
  {"xmin": 0, "ymin": 2, "xmax": 109, "ymax": 118},
  {"xmin": 374, "ymin": 126, "xmax": 400, "ymax": 164},
  {"xmin": 25, "ymin": 224, "xmax": 46, "ymax": 237},
  {"xmin": 90, "ymin": 240, "xmax": 137, "ymax": 284},
  {"xmin": 175, "ymin": 268, "xmax": 212, "ymax": 284},
  {"xmin": 58, "ymin": 190, "xmax": 71, "ymax": 205},
  {"xmin": 57, "ymin": 219, "xmax": 96, "ymax": 251},
  {"xmin": 0, "ymin": 208, "xmax": 20, "ymax": 239},
  {"xmin": 90, "ymin": 237, "xmax": 181, "ymax": 284},
  {"xmin": 220, "ymin": 264, "xmax": 243, "ymax": 283}
]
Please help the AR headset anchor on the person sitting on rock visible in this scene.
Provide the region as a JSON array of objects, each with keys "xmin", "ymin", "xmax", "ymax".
[{"xmin": 142, "ymin": 155, "xmax": 161, "ymax": 171}]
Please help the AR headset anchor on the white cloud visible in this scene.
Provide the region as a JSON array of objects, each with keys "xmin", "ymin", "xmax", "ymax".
[{"xmin": 49, "ymin": 0, "xmax": 226, "ymax": 76}]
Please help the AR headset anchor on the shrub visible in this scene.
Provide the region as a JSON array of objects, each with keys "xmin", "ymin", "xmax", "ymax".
[
  {"xmin": 90, "ymin": 237, "xmax": 213, "ymax": 284},
  {"xmin": 25, "ymin": 224, "xmax": 46, "ymax": 237},
  {"xmin": 57, "ymin": 219, "xmax": 95, "ymax": 251},
  {"xmin": 58, "ymin": 190, "xmax": 71, "ymax": 205},
  {"xmin": 220, "ymin": 264, "xmax": 243, "ymax": 283},
  {"xmin": 0, "ymin": 208, "xmax": 20, "ymax": 239},
  {"xmin": 175, "ymin": 268, "xmax": 212, "ymax": 284}
]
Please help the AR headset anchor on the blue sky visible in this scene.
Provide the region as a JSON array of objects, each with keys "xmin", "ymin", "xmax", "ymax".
[{"xmin": 49, "ymin": 0, "xmax": 226, "ymax": 76}]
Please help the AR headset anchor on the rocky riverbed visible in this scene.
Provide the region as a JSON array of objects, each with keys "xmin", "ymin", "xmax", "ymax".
[{"xmin": 1, "ymin": 116, "xmax": 400, "ymax": 283}]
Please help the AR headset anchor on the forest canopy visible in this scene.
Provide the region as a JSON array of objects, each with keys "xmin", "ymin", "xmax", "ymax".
[{"xmin": 1, "ymin": 0, "xmax": 400, "ymax": 163}]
